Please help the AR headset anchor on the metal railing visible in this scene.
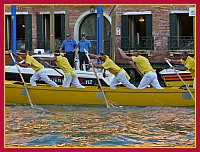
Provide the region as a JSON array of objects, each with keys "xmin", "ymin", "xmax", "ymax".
[
  {"xmin": 121, "ymin": 36, "xmax": 154, "ymax": 50},
  {"xmin": 5, "ymin": 38, "xmax": 63, "ymax": 51},
  {"xmin": 5, "ymin": 36, "xmax": 194, "ymax": 52},
  {"xmin": 5, "ymin": 38, "xmax": 32, "ymax": 51},
  {"xmin": 168, "ymin": 36, "xmax": 194, "ymax": 50},
  {"xmin": 5, "ymin": 38, "xmax": 111, "ymax": 53}
]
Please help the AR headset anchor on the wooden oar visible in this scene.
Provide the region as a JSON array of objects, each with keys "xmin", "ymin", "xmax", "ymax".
[
  {"xmin": 10, "ymin": 53, "xmax": 34, "ymax": 108},
  {"xmin": 129, "ymin": 61, "xmax": 143, "ymax": 77},
  {"xmin": 85, "ymin": 52, "xmax": 110, "ymax": 108},
  {"xmin": 44, "ymin": 61, "xmax": 64, "ymax": 77},
  {"xmin": 166, "ymin": 60, "xmax": 195, "ymax": 101}
]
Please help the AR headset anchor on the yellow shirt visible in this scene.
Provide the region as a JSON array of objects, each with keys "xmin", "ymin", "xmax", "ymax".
[
  {"xmin": 55, "ymin": 56, "xmax": 76, "ymax": 78},
  {"xmin": 55, "ymin": 56, "xmax": 74, "ymax": 73},
  {"xmin": 102, "ymin": 56, "xmax": 122, "ymax": 76},
  {"xmin": 25, "ymin": 55, "xmax": 43, "ymax": 71},
  {"xmin": 131, "ymin": 55, "xmax": 155, "ymax": 75},
  {"xmin": 181, "ymin": 56, "xmax": 195, "ymax": 78},
  {"xmin": 101, "ymin": 56, "xmax": 130, "ymax": 80}
]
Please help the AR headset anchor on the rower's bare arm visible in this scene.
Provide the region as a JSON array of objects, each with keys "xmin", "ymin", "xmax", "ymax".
[
  {"xmin": 16, "ymin": 62, "xmax": 29, "ymax": 68},
  {"xmin": 117, "ymin": 47, "xmax": 132, "ymax": 61},
  {"xmin": 92, "ymin": 63, "xmax": 103, "ymax": 69},
  {"xmin": 88, "ymin": 53, "xmax": 98, "ymax": 59},
  {"xmin": 39, "ymin": 56, "xmax": 57, "ymax": 62},
  {"xmin": 9, "ymin": 50, "xmax": 22, "ymax": 60},
  {"xmin": 165, "ymin": 58, "xmax": 181, "ymax": 64}
]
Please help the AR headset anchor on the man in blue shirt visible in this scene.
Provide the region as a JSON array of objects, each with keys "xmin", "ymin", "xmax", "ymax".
[
  {"xmin": 59, "ymin": 33, "xmax": 77, "ymax": 68},
  {"xmin": 78, "ymin": 33, "xmax": 91, "ymax": 71}
]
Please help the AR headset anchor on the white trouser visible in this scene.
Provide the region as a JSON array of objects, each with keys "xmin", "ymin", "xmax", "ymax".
[
  {"xmin": 138, "ymin": 71, "xmax": 163, "ymax": 89},
  {"xmin": 110, "ymin": 70, "xmax": 137, "ymax": 89},
  {"xmin": 30, "ymin": 68, "xmax": 58, "ymax": 87},
  {"xmin": 63, "ymin": 72, "xmax": 85, "ymax": 88}
]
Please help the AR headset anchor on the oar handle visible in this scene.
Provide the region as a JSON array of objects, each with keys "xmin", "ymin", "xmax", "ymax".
[
  {"xmin": 10, "ymin": 52, "xmax": 16, "ymax": 62},
  {"xmin": 166, "ymin": 59, "xmax": 173, "ymax": 68},
  {"xmin": 129, "ymin": 61, "xmax": 143, "ymax": 77},
  {"xmin": 44, "ymin": 61, "xmax": 64, "ymax": 76},
  {"xmin": 85, "ymin": 51, "xmax": 91, "ymax": 62}
]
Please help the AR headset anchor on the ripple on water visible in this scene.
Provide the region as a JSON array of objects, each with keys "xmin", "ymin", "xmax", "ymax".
[{"xmin": 5, "ymin": 105, "xmax": 195, "ymax": 147}]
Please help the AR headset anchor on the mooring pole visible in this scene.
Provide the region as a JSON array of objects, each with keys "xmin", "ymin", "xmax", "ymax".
[{"xmin": 11, "ymin": 5, "xmax": 16, "ymax": 65}]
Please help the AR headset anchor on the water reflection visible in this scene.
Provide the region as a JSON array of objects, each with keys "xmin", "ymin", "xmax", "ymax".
[{"xmin": 5, "ymin": 105, "xmax": 195, "ymax": 147}]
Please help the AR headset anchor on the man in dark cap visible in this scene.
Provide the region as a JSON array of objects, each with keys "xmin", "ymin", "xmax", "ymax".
[
  {"xmin": 78, "ymin": 33, "xmax": 91, "ymax": 71},
  {"xmin": 59, "ymin": 33, "xmax": 77, "ymax": 68}
]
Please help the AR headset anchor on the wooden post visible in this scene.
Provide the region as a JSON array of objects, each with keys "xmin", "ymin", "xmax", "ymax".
[
  {"xmin": 65, "ymin": 10, "xmax": 69, "ymax": 36},
  {"xmin": 50, "ymin": 5, "xmax": 55, "ymax": 51},
  {"xmin": 111, "ymin": 9, "xmax": 116, "ymax": 60}
]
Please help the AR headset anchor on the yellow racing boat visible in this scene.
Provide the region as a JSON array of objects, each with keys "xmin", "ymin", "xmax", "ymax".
[{"xmin": 5, "ymin": 81, "xmax": 195, "ymax": 107}]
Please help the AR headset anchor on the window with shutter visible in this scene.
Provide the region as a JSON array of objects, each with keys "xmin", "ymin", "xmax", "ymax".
[
  {"xmin": 37, "ymin": 14, "xmax": 45, "ymax": 49},
  {"xmin": 25, "ymin": 14, "xmax": 32, "ymax": 51},
  {"xmin": 121, "ymin": 14, "xmax": 153, "ymax": 50},
  {"xmin": 79, "ymin": 14, "xmax": 111, "ymax": 54},
  {"xmin": 60, "ymin": 14, "xmax": 65, "ymax": 40},
  {"xmin": 121, "ymin": 15, "xmax": 129, "ymax": 50},
  {"xmin": 169, "ymin": 14, "xmax": 178, "ymax": 49},
  {"xmin": 169, "ymin": 13, "xmax": 193, "ymax": 50}
]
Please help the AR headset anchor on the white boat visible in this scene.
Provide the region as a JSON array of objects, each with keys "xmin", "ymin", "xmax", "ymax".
[{"xmin": 159, "ymin": 68, "xmax": 193, "ymax": 87}]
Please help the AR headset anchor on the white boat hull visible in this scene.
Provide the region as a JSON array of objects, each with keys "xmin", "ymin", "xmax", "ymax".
[{"xmin": 5, "ymin": 65, "xmax": 115, "ymax": 86}]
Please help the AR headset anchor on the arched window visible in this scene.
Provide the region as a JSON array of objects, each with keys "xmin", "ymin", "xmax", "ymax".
[{"xmin": 79, "ymin": 13, "xmax": 111, "ymax": 55}]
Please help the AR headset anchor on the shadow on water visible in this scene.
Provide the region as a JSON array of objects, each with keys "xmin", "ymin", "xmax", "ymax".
[{"xmin": 5, "ymin": 104, "xmax": 195, "ymax": 147}]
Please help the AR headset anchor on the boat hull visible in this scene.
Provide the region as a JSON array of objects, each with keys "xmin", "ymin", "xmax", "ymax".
[
  {"xmin": 5, "ymin": 81, "xmax": 195, "ymax": 107},
  {"xmin": 5, "ymin": 72, "xmax": 109, "ymax": 86},
  {"xmin": 5, "ymin": 65, "xmax": 114, "ymax": 86}
]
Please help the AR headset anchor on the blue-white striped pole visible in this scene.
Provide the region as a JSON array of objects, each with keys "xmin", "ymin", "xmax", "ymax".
[{"xmin": 11, "ymin": 5, "xmax": 16, "ymax": 65}]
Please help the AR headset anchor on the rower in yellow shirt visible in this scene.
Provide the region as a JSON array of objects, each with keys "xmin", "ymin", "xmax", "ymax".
[
  {"xmin": 40, "ymin": 50, "xmax": 85, "ymax": 88},
  {"xmin": 9, "ymin": 50, "xmax": 58, "ymax": 87},
  {"xmin": 118, "ymin": 47, "xmax": 163, "ymax": 89},
  {"xmin": 89, "ymin": 52, "xmax": 137, "ymax": 89},
  {"xmin": 166, "ymin": 51, "xmax": 195, "ymax": 89}
]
